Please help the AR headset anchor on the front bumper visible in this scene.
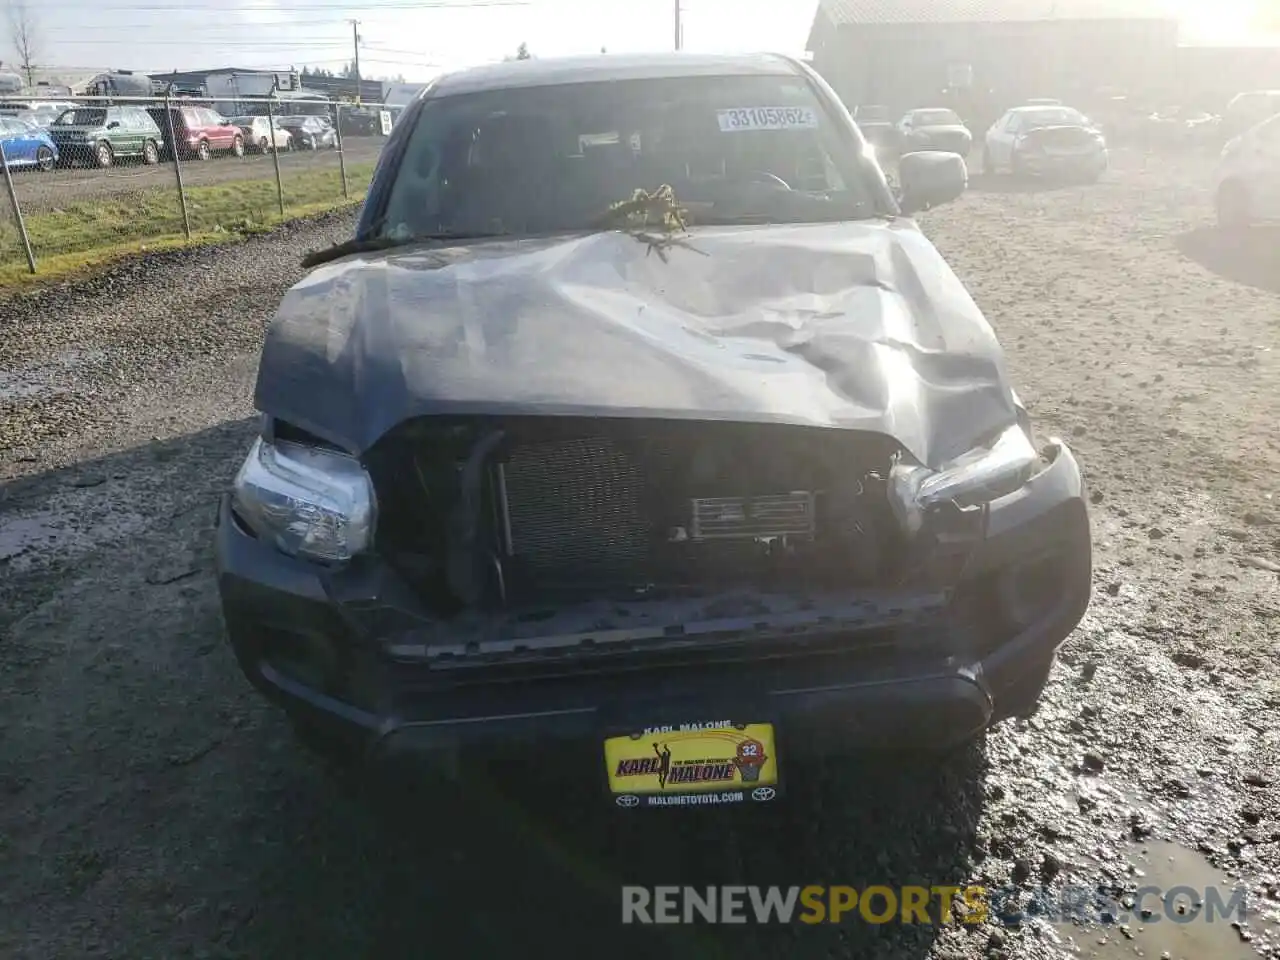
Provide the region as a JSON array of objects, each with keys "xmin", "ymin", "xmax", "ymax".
[
  {"xmin": 215, "ymin": 440, "xmax": 1092, "ymax": 763},
  {"xmin": 911, "ymin": 134, "xmax": 973, "ymax": 156},
  {"xmin": 1019, "ymin": 147, "xmax": 1108, "ymax": 177},
  {"xmin": 49, "ymin": 140, "xmax": 92, "ymax": 162}
]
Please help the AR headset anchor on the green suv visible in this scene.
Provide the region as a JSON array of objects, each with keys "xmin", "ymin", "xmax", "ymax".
[{"xmin": 47, "ymin": 105, "xmax": 163, "ymax": 168}]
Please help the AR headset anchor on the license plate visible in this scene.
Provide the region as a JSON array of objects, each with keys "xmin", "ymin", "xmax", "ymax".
[{"xmin": 604, "ymin": 722, "xmax": 780, "ymax": 808}]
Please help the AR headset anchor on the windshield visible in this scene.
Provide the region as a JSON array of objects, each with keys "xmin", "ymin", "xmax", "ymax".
[
  {"xmin": 56, "ymin": 108, "xmax": 106, "ymax": 126},
  {"xmin": 912, "ymin": 109, "xmax": 960, "ymax": 125},
  {"xmin": 1021, "ymin": 107, "xmax": 1089, "ymax": 129},
  {"xmin": 376, "ymin": 74, "xmax": 884, "ymax": 239}
]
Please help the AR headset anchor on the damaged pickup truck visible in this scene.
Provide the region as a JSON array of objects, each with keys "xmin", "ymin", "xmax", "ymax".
[{"xmin": 215, "ymin": 52, "xmax": 1092, "ymax": 808}]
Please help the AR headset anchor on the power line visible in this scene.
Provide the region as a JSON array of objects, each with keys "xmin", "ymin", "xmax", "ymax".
[
  {"xmin": 138, "ymin": 54, "xmax": 443, "ymax": 71},
  {"xmin": 48, "ymin": 38, "xmax": 355, "ymax": 46},
  {"xmin": 43, "ymin": 16, "xmax": 444, "ymax": 31},
  {"xmin": 361, "ymin": 45, "xmax": 452, "ymax": 57},
  {"xmin": 36, "ymin": 0, "xmax": 529, "ymax": 9}
]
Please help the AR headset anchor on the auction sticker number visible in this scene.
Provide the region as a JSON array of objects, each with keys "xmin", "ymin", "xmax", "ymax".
[{"xmin": 716, "ymin": 106, "xmax": 818, "ymax": 132}]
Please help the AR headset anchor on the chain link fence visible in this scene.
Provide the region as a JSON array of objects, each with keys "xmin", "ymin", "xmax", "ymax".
[{"xmin": 0, "ymin": 95, "xmax": 387, "ymax": 282}]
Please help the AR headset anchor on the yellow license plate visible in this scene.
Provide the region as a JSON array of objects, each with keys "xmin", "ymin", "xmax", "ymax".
[{"xmin": 604, "ymin": 722, "xmax": 780, "ymax": 808}]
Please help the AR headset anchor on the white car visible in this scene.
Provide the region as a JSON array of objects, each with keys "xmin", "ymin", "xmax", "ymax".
[
  {"xmin": 983, "ymin": 105, "xmax": 1107, "ymax": 181},
  {"xmin": 1215, "ymin": 112, "xmax": 1280, "ymax": 227},
  {"xmin": 1224, "ymin": 90, "xmax": 1280, "ymax": 139},
  {"xmin": 229, "ymin": 116, "xmax": 293, "ymax": 153},
  {"xmin": 7, "ymin": 102, "xmax": 79, "ymax": 129}
]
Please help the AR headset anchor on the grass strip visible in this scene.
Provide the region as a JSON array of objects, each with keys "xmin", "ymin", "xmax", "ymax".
[{"xmin": 0, "ymin": 161, "xmax": 376, "ymax": 289}]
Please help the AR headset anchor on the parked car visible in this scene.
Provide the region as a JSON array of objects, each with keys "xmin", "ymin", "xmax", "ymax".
[
  {"xmin": 851, "ymin": 104, "xmax": 898, "ymax": 154},
  {"xmin": 0, "ymin": 117, "xmax": 58, "ymax": 172},
  {"xmin": 898, "ymin": 108, "xmax": 972, "ymax": 156},
  {"xmin": 46, "ymin": 105, "xmax": 162, "ymax": 168},
  {"xmin": 337, "ymin": 106, "xmax": 381, "ymax": 136},
  {"xmin": 1223, "ymin": 90, "xmax": 1280, "ymax": 140},
  {"xmin": 229, "ymin": 116, "xmax": 293, "ymax": 153},
  {"xmin": 215, "ymin": 53, "xmax": 1092, "ymax": 802},
  {"xmin": 276, "ymin": 114, "xmax": 337, "ymax": 150},
  {"xmin": 146, "ymin": 104, "xmax": 245, "ymax": 159},
  {"xmin": 1215, "ymin": 112, "xmax": 1280, "ymax": 227},
  {"xmin": 1141, "ymin": 106, "xmax": 1222, "ymax": 149},
  {"xmin": 983, "ymin": 105, "xmax": 1107, "ymax": 180},
  {"xmin": 15, "ymin": 103, "xmax": 80, "ymax": 130},
  {"xmin": 1, "ymin": 101, "xmax": 79, "ymax": 126}
]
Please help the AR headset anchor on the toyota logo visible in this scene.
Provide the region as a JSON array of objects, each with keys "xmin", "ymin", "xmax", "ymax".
[
  {"xmin": 751, "ymin": 787, "xmax": 777, "ymax": 802},
  {"xmin": 616, "ymin": 794, "xmax": 640, "ymax": 808}
]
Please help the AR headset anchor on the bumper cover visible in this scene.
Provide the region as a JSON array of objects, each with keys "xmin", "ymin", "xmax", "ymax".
[
  {"xmin": 1019, "ymin": 148, "xmax": 1108, "ymax": 176},
  {"xmin": 215, "ymin": 440, "xmax": 1091, "ymax": 761}
]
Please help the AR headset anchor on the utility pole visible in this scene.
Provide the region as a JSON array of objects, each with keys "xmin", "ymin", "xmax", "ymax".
[
  {"xmin": 349, "ymin": 18, "xmax": 361, "ymax": 94},
  {"xmin": 674, "ymin": 0, "xmax": 681, "ymax": 50}
]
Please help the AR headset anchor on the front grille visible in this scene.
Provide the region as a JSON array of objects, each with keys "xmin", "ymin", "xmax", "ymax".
[
  {"xmin": 492, "ymin": 429, "xmax": 859, "ymax": 595},
  {"xmin": 369, "ymin": 417, "xmax": 901, "ymax": 607},
  {"xmin": 690, "ymin": 493, "xmax": 815, "ymax": 541},
  {"xmin": 501, "ymin": 436, "xmax": 653, "ymax": 581}
]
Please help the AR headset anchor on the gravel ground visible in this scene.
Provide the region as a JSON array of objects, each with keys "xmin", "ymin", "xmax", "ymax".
[
  {"xmin": 1, "ymin": 147, "xmax": 1279, "ymax": 960},
  {"xmin": 4, "ymin": 137, "xmax": 384, "ymax": 214}
]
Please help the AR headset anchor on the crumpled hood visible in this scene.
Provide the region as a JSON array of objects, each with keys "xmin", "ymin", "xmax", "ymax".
[{"xmin": 255, "ymin": 221, "xmax": 1018, "ymax": 469}]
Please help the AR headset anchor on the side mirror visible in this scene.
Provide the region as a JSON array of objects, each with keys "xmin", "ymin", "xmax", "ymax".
[
  {"xmin": 107, "ymin": 121, "xmax": 121, "ymax": 129},
  {"xmin": 897, "ymin": 150, "xmax": 967, "ymax": 214}
]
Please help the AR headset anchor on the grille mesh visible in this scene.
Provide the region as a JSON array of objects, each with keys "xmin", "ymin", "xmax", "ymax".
[{"xmin": 501, "ymin": 436, "xmax": 653, "ymax": 582}]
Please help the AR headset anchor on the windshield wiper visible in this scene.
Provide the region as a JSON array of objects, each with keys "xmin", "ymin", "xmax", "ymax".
[{"xmin": 300, "ymin": 231, "xmax": 511, "ymax": 269}]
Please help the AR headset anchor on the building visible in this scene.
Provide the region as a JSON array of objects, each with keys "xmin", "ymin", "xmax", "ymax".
[{"xmin": 806, "ymin": 0, "xmax": 1180, "ymax": 120}]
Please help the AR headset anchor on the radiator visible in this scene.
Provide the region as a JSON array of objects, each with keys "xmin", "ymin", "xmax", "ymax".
[{"xmin": 496, "ymin": 434, "xmax": 819, "ymax": 591}]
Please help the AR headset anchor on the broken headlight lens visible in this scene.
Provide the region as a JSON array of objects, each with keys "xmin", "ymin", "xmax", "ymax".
[
  {"xmin": 231, "ymin": 437, "xmax": 376, "ymax": 562},
  {"xmin": 890, "ymin": 424, "xmax": 1038, "ymax": 534}
]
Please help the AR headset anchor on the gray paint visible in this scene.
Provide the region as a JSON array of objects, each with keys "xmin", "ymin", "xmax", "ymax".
[{"xmin": 254, "ymin": 220, "xmax": 1019, "ymax": 469}]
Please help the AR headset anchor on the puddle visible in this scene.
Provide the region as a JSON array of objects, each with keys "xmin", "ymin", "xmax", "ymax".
[
  {"xmin": 1051, "ymin": 841, "xmax": 1267, "ymax": 959},
  {"xmin": 0, "ymin": 495, "xmax": 147, "ymax": 572},
  {"xmin": 0, "ymin": 349, "xmax": 108, "ymax": 401}
]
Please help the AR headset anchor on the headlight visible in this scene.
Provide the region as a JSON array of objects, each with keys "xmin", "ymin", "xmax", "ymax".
[
  {"xmin": 231, "ymin": 437, "xmax": 376, "ymax": 562},
  {"xmin": 889, "ymin": 424, "xmax": 1039, "ymax": 535}
]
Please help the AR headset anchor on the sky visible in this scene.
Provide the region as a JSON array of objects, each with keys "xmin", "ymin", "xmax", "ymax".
[{"xmin": 8, "ymin": 0, "xmax": 1275, "ymax": 83}]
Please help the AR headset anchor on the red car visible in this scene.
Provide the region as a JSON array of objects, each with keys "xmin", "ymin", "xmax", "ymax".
[{"xmin": 146, "ymin": 104, "xmax": 245, "ymax": 160}]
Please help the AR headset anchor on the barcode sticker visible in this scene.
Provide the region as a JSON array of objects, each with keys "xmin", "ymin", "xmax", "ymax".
[{"xmin": 716, "ymin": 107, "xmax": 819, "ymax": 132}]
